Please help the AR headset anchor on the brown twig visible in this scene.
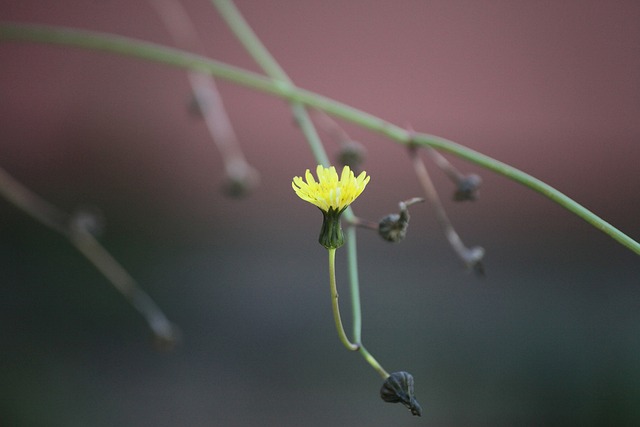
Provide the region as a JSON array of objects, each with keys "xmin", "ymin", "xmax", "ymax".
[
  {"xmin": 150, "ymin": 0, "xmax": 258, "ymax": 196},
  {"xmin": 408, "ymin": 146, "xmax": 484, "ymax": 273},
  {"xmin": 0, "ymin": 166, "xmax": 179, "ymax": 347}
]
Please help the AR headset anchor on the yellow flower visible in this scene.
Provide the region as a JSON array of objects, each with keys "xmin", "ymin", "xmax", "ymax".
[
  {"xmin": 292, "ymin": 165, "xmax": 370, "ymax": 249},
  {"xmin": 292, "ymin": 165, "xmax": 370, "ymax": 213}
]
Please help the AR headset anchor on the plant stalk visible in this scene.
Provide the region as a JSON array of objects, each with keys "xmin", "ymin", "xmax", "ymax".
[{"xmin": 1, "ymin": 22, "xmax": 637, "ymax": 254}]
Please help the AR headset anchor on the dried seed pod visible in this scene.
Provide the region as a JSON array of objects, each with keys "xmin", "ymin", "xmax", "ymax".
[
  {"xmin": 378, "ymin": 211, "xmax": 409, "ymax": 243},
  {"xmin": 380, "ymin": 371, "xmax": 422, "ymax": 416},
  {"xmin": 377, "ymin": 198, "xmax": 423, "ymax": 243}
]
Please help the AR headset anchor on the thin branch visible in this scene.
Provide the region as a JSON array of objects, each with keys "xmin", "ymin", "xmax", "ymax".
[
  {"xmin": 425, "ymin": 146, "xmax": 483, "ymax": 202},
  {"xmin": 409, "ymin": 147, "xmax": 485, "ymax": 273},
  {"xmin": 0, "ymin": 22, "xmax": 637, "ymax": 255},
  {"xmin": 150, "ymin": 0, "xmax": 258, "ymax": 196},
  {"xmin": 0, "ymin": 166, "xmax": 179, "ymax": 347},
  {"xmin": 208, "ymin": 0, "xmax": 330, "ymax": 167},
  {"xmin": 327, "ymin": 248, "xmax": 359, "ymax": 352},
  {"xmin": 209, "ymin": 1, "xmax": 376, "ymax": 372}
]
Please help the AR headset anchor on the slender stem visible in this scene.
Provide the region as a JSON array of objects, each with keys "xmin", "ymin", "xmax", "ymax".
[
  {"xmin": 210, "ymin": 0, "xmax": 367, "ymax": 352},
  {"xmin": 1, "ymin": 22, "xmax": 637, "ymax": 254},
  {"xmin": 150, "ymin": 0, "xmax": 255, "ymax": 183},
  {"xmin": 329, "ymin": 246, "xmax": 389, "ymax": 378},
  {"xmin": 210, "ymin": 0, "xmax": 289, "ymax": 82},
  {"xmin": 327, "ymin": 248, "xmax": 359, "ymax": 351},
  {"xmin": 425, "ymin": 146, "xmax": 465, "ymax": 184},
  {"xmin": 313, "ymin": 110, "xmax": 352, "ymax": 144},
  {"xmin": 359, "ymin": 345, "xmax": 390, "ymax": 379},
  {"xmin": 209, "ymin": 0, "xmax": 331, "ymax": 167},
  {"xmin": 409, "ymin": 147, "xmax": 483, "ymax": 269},
  {"xmin": 346, "ymin": 225, "xmax": 362, "ymax": 343},
  {"xmin": 291, "ymin": 104, "xmax": 331, "ymax": 167},
  {"xmin": 409, "ymin": 133, "xmax": 640, "ymax": 255},
  {"xmin": 69, "ymin": 228, "xmax": 178, "ymax": 344},
  {"xmin": 0, "ymin": 166, "xmax": 69, "ymax": 235},
  {"xmin": 0, "ymin": 166, "xmax": 178, "ymax": 345}
]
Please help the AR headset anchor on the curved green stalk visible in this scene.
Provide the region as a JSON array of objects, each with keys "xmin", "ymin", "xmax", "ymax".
[
  {"xmin": 1, "ymin": 22, "xmax": 638, "ymax": 255},
  {"xmin": 328, "ymin": 247, "xmax": 389, "ymax": 378},
  {"xmin": 359, "ymin": 345, "xmax": 389, "ymax": 379},
  {"xmin": 205, "ymin": 2, "xmax": 366, "ymax": 345},
  {"xmin": 327, "ymin": 248, "xmax": 359, "ymax": 352}
]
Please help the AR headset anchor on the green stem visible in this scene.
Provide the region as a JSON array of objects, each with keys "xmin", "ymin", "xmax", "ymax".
[
  {"xmin": 209, "ymin": 0, "xmax": 330, "ymax": 167},
  {"xmin": 359, "ymin": 344, "xmax": 390, "ymax": 379},
  {"xmin": 291, "ymin": 104, "xmax": 331, "ymax": 167},
  {"xmin": 345, "ymin": 223, "xmax": 362, "ymax": 343},
  {"xmin": 209, "ymin": 0, "xmax": 365, "ymax": 348},
  {"xmin": 210, "ymin": 0, "xmax": 289, "ymax": 82},
  {"xmin": 328, "ymin": 248, "xmax": 388, "ymax": 378},
  {"xmin": 327, "ymin": 248, "xmax": 359, "ymax": 352},
  {"xmin": 409, "ymin": 133, "xmax": 639, "ymax": 254},
  {"xmin": 1, "ymin": 22, "xmax": 638, "ymax": 255}
]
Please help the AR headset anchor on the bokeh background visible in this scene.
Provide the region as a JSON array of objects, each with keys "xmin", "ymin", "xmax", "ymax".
[{"xmin": 2, "ymin": 1, "xmax": 640, "ymax": 426}]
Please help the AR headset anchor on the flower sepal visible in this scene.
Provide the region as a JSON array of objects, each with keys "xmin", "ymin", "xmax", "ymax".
[{"xmin": 319, "ymin": 208, "xmax": 345, "ymax": 249}]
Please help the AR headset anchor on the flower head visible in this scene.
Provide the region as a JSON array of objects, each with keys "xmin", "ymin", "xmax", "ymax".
[
  {"xmin": 292, "ymin": 165, "xmax": 370, "ymax": 213},
  {"xmin": 292, "ymin": 165, "xmax": 370, "ymax": 249}
]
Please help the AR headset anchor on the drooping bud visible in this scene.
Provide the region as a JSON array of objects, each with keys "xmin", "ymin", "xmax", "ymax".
[
  {"xmin": 380, "ymin": 371, "xmax": 422, "ymax": 416},
  {"xmin": 69, "ymin": 207, "xmax": 105, "ymax": 237},
  {"xmin": 453, "ymin": 174, "xmax": 482, "ymax": 202},
  {"xmin": 222, "ymin": 164, "xmax": 260, "ymax": 198},
  {"xmin": 463, "ymin": 246, "xmax": 486, "ymax": 276},
  {"xmin": 188, "ymin": 91, "xmax": 211, "ymax": 118},
  {"xmin": 337, "ymin": 140, "xmax": 366, "ymax": 171}
]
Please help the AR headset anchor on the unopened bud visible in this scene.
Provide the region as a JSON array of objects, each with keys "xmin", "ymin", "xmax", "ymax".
[
  {"xmin": 453, "ymin": 174, "xmax": 482, "ymax": 201},
  {"xmin": 69, "ymin": 207, "xmax": 105, "ymax": 237},
  {"xmin": 188, "ymin": 91, "xmax": 211, "ymax": 118},
  {"xmin": 380, "ymin": 371, "xmax": 422, "ymax": 416},
  {"xmin": 222, "ymin": 164, "xmax": 260, "ymax": 198},
  {"xmin": 337, "ymin": 140, "xmax": 366, "ymax": 171},
  {"xmin": 463, "ymin": 246, "xmax": 485, "ymax": 275},
  {"xmin": 152, "ymin": 323, "xmax": 182, "ymax": 352}
]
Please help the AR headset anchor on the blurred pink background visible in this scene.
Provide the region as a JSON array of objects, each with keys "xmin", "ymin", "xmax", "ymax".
[{"xmin": 1, "ymin": 1, "xmax": 639, "ymax": 426}]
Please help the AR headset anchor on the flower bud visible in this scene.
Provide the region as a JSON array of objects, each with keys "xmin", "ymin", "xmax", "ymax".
[
  {"xmin": 69, "ymin": 207, "xmax": 105, "ymax": 237},
  {"xmin": 380, "ymin": 371, "xmax": 422, "ymax": 416},
  {"xmin": 188, "ymin": 91, "xmax": 211, "ymax": 118},
  {"xmin": 463, "ymin": 246, "xmax": 485, "ymax": 275},
  {"xmin": 222, "ymin": 165, "xmax": 260, "ymax": 198},
  {"xmin": 453, "ymin": 174, "xmax": 482, "ymax": 201},
  {"xmin": 337, "ymin": 140, "xmax": 366, "ymax": 171}
]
